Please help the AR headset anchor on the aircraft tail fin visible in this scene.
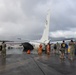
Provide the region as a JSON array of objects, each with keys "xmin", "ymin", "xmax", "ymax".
[{"xmin": 40, "ymin": 10, "xmax": 50, "ymax": 43}]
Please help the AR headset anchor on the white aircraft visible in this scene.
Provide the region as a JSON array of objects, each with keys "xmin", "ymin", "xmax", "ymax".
[
  {"xmin": 22, "ymin": 10, "xmax": 51, "ymax": 50},
  {"xmin": 0, "ymin": 10, "xmax": 51, "ymax": 51}
]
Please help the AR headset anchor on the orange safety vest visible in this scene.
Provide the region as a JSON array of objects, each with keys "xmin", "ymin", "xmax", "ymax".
[
  {"xmin": 38, "ymin": 44, "xmax": 42, "ymax": 55},
  {"xmin": 27, "ymin": 50, "xmax": 30, "ymax": 54},
  {"xmin": 46, "ymin": 44, "xmax": 50, "ymax": 54},
  {"xmin": 47, "ymin": 44, "xmax": 50, "ymax": 51}
]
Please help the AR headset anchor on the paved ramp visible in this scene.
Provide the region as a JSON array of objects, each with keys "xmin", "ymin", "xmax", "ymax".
[{"xmin": 0, "ymin": 49, "xmax": 76, "ymax": 75}]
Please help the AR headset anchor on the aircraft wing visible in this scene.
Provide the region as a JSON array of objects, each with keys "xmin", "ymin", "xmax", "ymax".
[
  {"xmin": 0, "ymin": 40, "xmax": 14, "ymax": 42},
  {"xmin": 50, "ymin": 38, "xmax": 76, "ymax": 43}
]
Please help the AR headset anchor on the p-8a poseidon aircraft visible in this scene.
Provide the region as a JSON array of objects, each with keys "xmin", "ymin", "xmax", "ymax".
[
  {"xmin": 23, "ymin": 10, "xmax": 51, "ymax": 51},
  {"xmin": 0, "ymin": 10, "xmax": 51, "ymax": 51}
]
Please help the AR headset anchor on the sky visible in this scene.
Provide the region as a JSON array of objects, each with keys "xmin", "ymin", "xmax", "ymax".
[{"xmin": 0, "ymin": 0, "xmax": 76, "ymax": 41}]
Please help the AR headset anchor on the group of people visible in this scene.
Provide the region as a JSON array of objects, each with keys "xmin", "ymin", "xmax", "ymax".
[
  {"xmin": 38, "ymin": 43, "xmax": 50, "ymax": 56},
  {"xmin": 53, "ymin": 40, "xmax": 76, "ymax": 61},
  {"xmin": 0, "ymin": 41, "xmax": 6, "ymax": 58},
  {"xmin": 0, "ymin": 40, "xmax": 76, "ymax": 61}
]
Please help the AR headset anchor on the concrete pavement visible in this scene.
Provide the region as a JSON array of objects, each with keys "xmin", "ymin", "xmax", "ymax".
[{"xmin": 0, "ymin": 49, "xmax": 76, "ymax": 75}]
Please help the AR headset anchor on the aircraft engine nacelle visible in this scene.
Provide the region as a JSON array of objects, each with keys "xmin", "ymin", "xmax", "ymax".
[{"xmin": 22, "ymin": 42, "xmax": 34, "ymax": 52}]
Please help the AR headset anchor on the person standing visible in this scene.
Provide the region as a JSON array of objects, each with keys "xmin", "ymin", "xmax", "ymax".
[
  {"xmin": 1, "ymin": 41, "xmax": 6, "ymax": 58},
  {"xmin": 74, "ymin": 42, "xmax": 76, "ymax": 56},
  {"xmin": 69, "ymin": 40, "xmax": 75, "ymax": 60},
  {"xmin": 46, "ymin": 43, "xmax": 50, "ymax": 55},
  {"xmin": 38, "ymin": 44, "xmax": 42, "ymax": 55},
  {"xmin": 65, "ymin": 43, "xmax": 68, "ymax": 55},
  {"xmin": 56, "ymin": 42, "xmax": 60, "ymax": 54},
  {"xmin": 53, "ymin": 44, "xmax": 57, "ymax": 54},
  {"xmin": 60, "ymin": 40, "xmax": 66, "ymax": 59},
  {"xmin": 0, "ymin": 44, "xmax": 2, "ymax": 55}
]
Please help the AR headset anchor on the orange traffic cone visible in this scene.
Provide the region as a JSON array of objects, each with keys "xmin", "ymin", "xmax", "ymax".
[{"xmin": 27, "ymin": 50, "xmax": 30, "ymax": 54}]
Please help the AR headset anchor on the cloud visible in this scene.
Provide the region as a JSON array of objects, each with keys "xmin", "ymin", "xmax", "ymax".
[
  {"xmin": 0, "ymin": 0, "xmax": 76, "ymax": 41},
  {"xmin": 50, "ymin": 28, "xmax": 76, "ymax": 38}
]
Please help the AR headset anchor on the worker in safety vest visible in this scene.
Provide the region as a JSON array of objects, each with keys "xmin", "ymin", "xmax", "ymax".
[
  {"xmin": 46, "ymin": 43, "xmax": 50, "ymax": 55},
  {"xmin": 27, "ymin": 50, "xmax": 30, "ymax": 54},
  {"xmin": 38, "ymin": 44, "xmax": 42, "ymax": 55}
]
